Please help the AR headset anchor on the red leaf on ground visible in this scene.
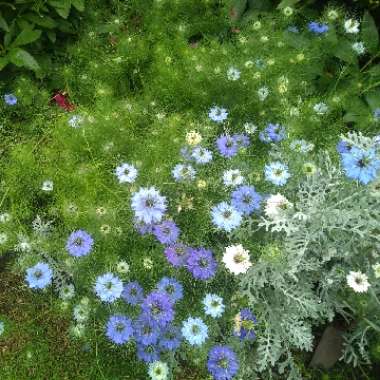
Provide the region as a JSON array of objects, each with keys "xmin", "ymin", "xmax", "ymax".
[{"xmin": 52, "ymin": 92, "xmax": 75, "ymax": 112}]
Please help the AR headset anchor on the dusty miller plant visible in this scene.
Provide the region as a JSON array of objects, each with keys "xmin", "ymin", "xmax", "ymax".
[{"xmin": 239, "ymin": 134, "xmax": 380, "ymax": 379}]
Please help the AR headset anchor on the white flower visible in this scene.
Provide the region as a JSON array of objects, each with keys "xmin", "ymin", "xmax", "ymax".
[
  {"xmin": 59, "ymin": 284, "xmax": 75, "ymax": 300},
  {"xmin": 327, "ymin": 10, "xmax": 339, "ymax": 20},
  {"xmin": 186, "ymin": 131, "xmax": 202, "ymax": 146},
  {"xmin": 223, "ymin": 169, "xmax": 244, "ymax": 187},
  {"xmin": 41, "ymin": 180, "xmax": 53, "ymax": 192},
  {"xmin": 14, "ymin": 234, "xmax": 32, "ymax": 252},
  {"xmin": 148, "ymin": 361, "xmax": 169, "ymax": 380},
  {"xmin": 115, "ymin": 163, "xmax": 138, "ymax": 184},
  {"xmin": 372, "ymin": 263, "xmax": 380, "ymax": 279},
  {"xmin": 116, "ymin": 261, "xmax": 130, "ymax": 274},
  {"xmin": 264, "ymin": 194, "xmax": 293, "ymax": 220},
  {"xmin": 202, "ymin": 294, "xmax": 225, "ymax": 318},
  {"xmin": 253, "ymin": 21, "xmax": 261, "ymax": 30},
  {"xmin": 244, "ymin": 60, "xmax": 254, "ymax": 68},
  {"xmin": 257, "ymin": 86, "xmax": 269, "ymax": 101},
  {"xmin": 344, "ymin": 19, "xmax": 360, "ymax": 34},
  {"xmin": 68, "ymin": 115, "xmax": 83, "ymax": 128},
  {"xmin": 0, "ymin": 213, "xmax": 11, "ymax": 223},
  {"xmin": 227, "ymin": 67, "xmax": 241, "ymax": 81},
  {"xmin": 352, "ymin": 42, "xmax": 365, "ymax": 55},
  {"xmin": 222, "ymin": 244, "xmax": 252, "ymax": 275},
  {"xmin": 244, "ymin": 122, "xmax": 257, "ymax": 135},
  {"xmin": 313, "ymin": 102, "xmax": 328, "ymax": 115},
  {"xmin": 143, "ymin": 257, "xmax": 153, "ymax": 269},
  {"xmin": 346, "ymin": 271, "xmax": 370, "ymax": 293},
  {"xmin": 283, "ymin": 6, "xmax": 293, "ymax": 17}
]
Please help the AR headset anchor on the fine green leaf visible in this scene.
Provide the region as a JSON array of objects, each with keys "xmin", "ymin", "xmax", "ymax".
[
  {"xmin": 0, "ymin": 12, "xmax": 9, "ymax": 32},
  {"xmin": 8, "ymin": 47, "xmax": 40, "ymax": 71}
]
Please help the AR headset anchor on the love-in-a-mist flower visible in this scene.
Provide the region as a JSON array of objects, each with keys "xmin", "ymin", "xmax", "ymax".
[
  {"xmin": 172, "ymin": 163, "xmax": 196, "ymax": 182},
  {"xmin": 94, "ymin": 273, "xmax": 123, "ymax": 303},
  {"xmin": 66, "ymin": 230, "xmax": 94, "ymax": 257},
  {"xmin": 308, "ymin": 21, "xmax": 329, "ymax": 34},
  {"xmin": 233, "ymin": 308, "xmax": 257, "ymax": 340},
  {"xmin": 142, "ymin": 291, "xmax": 174, "ymax": 327},
  {"xmin": 181, "ymin": 317, "xmax": 208, "ymax": 346},
  {"xmin": 202, "ymin": 294, "xmax": 225, "ymax": 318},
  {"xmin": 148, "ymin": 361, "xmax": 169, "ymax": 380},
  {"xmin": 208, "ymin": 106, "xmax": 228, "ymax": 123},
  {"xmin": 157, "ymin": 277, "xmax": 183, "ymax": 303},
  {"xmin": 211, "ymin": 202, "xmax": 242, "ymax": 232},
  {"xmin": 227, "ymin": 67, "xmax": 241, "ymax": 81},
  {"xmin": 346, "ymin": 271, "xmax": 370, "ymax": 293},
  {"xmin": 131, "ymin": 187, "xmax": 167, "ymax": 224},
  {"xmin": 122, "ymin": 281, "xmax": 144, "ymax": 305},
  {"xmin": 344, "ymin": 19, "xmax": 360, "ymax": 34},
  {"xmin": 231, "ymin": 185, "xmax": 262, "ymax": 215},
  {"xmin": 153, "ymin": 220, "xmax": 180, "ymax": 245},
  {"xmin": 222, "ymin": 244, "xmax": 252, "ymax": 275},
  {"xmin": 105, "ymin": 315, "xmax": 134, "ymax": 345},
  {"xmin": 207, "ymin": 345, "xmax": 239, "ymax": 380},
  {"xmin": 25, "ymin": 262, "xmax": 53, "ymax": 289},
  {"xmin": 191, "ymin": 146, "xmax": 213, "ymax": 164},
  {"xmin": 186, "ymin": 248, "xmax": 217, "ymax": 281},
  {"xmin": 4, "ymin": 93, "xmax": 17, "ymax": 106},
  {"xmin": 223, "ymin": 169, "xmax": 244, "ymax": 187},
  {"xmin": 115, "ymin": 163, "xmax": 138, "ymax": 183},
  {"xmin": 264, "ymin": 162, "xmax": 291, "ymax": 186},
  {"xmin": 264, "ymin": 193, "xmax": 293, "ymax": 219}
]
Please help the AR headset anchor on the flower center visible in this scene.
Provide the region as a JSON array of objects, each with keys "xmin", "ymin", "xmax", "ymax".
[
  {"xmin": 115, "ymin": 323, "xmax": 125, "ymax": 333},
  {"xmin": 233, "ymin": 253, "xmax": 245, "ymax": 263}
]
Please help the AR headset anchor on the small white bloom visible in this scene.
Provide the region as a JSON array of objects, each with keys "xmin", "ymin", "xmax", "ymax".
[
  {"xmin": 313, "ymin": 102, "xmax": 328, "ymax": 115},
  {"xmin": 346, "ymin": 271, "xmax": 370, "ymax": 293},
  {"xmin": 143, "ymin": 257, "xmax": 153, "ymax": 270},
  {"xmin": 253, "ymin": 21, "xmax": 261, "ymax": 30},
  {"xmin": 227, "ymin": 66, "xmax": 241, "ymax": 81},
  {"xmin": 202, "ymin": 294, "xmax": 225, "ymax": 318},
  {"xmin": 222, "ymin": 244, "xmax": 252, "ymax": 275},
  {"xmin": 116, "ymin": 261, "xmax": 130, "ymax": 274},
  {"xmin": 59, "ymin": 284, "xmax": 75, "ymax": 300},
  {"xmin": 352, "ymin": 41, "xmax": 365, "ymax": 55},
  {"xmin": 223, "ymin": 169, "xmax": 244, "ymax": 187},
  {"xmin": 186, "ymin": 131, "xmax": 202, "ymax": 146},
  {"xmin": 148, "ymin": 361, "xmax": 169, "ymax": 380},
  {"xmin": 258, "ymin": 86, "xmax": 269, "ymax": 101},
  {"xmin": 244, "ymin": 122, "xmax": 257, "ymax": 135},
  {"xmin": 244, "ymin": 60, "xmax": 254, "ymax": 68},
  {"xmin": 260, "ymin": 35, "xmax": 269, "ymax": 43},
  {"xmin": 41, "ymin": 180, "xmax": 53, "ymax": 192},
  {"xmin": 68, "ymin": 115, "xmax": 83, "ymax": 128},
  {"xmin": 0, "ymin": 213, "xmax": 11, "ymax": 223},
  {"xmin": 344, "ymin": 19, "xmax": 360, "ymax": 34},
  {"xmin": 327, "ymin": 10, "xmax": 339, "ymax": 20},
  {"xmin": 372, "ymin": 263, "xmax": 380, "ymax": 279},
  {"xmin": 283, "ymin": 6, "xmax": 293, "ymax": 17},
  {"xmin": 264, "ymin": 194, "xmax": 293, "ymax": 220},
  {"xmin": 115, "ymin": 163, "xmax": 138, "ymax": 184},
  {"xmin": 0, "ymin": 233, "xmax": 8, "ymax": 245}
]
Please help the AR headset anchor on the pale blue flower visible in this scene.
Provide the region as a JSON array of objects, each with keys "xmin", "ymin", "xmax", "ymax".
[
  {"xmin": 181, "ymin": 317, "xmax": 208, "ymax": 346},
  {"xmin": 94, "ymin": 273, "xmax": 123, "ymax": 303},
  {"xmin": 202, "ymin": 294, "xmax": 225, "ymax": 318},
  {"xmin": 264, "ymin": 162, "xmax": 290, "ymax": 186}
]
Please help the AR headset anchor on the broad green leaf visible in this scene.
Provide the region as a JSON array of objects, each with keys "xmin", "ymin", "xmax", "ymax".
[
  {"xmin": 362, "ymin": 11, "xmax": 379, "ymax": 54},
  {"xmin": 12, "ymin": 28, "xmax": 41, "ymax": 47},
  {"xmin": 0, "ymin": 56, "xmax": 8, "ymax": 70},
  {"xmin": 47, "ymin": 30, "xmax": 56, "ymax": 43},
  {"xmin": 72, "ymin": 0, "xmax": 85, "ymax": 12},
  {"xmin": 48, "ymin": 0, "xmax": 72, "ymax": 19},
  {"xmin": 24, "ymin": 13, "xmax": 57, "ymax": 29},
  {"xmin": 0, "ymin": 12, "xmax": 9, "ymax": 32},
  {"xmin": 8, "ymin": 48, "xmax": 40, "ymax": 71}
]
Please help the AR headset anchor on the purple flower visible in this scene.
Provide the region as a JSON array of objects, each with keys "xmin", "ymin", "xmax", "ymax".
[
  {"xmin": 66, "ymin": 230, "xmax": 94, "ymax": 257},
  {"xmin": 134, "ymin": 220, "xmax": 155, "ymax": 235},
  {"xmin": 153, "ymin": 220, "xmax": 180, "ymax": 245},
  {"xmin": 164, "ymin": 243, "xmax": 189, "ymax": 268},
  {"xmin": 186, "ymin": 248, "xmax": 217, "ymax": 281},
  {"xmin": 159, "ymin": 324, "xmax": 182, "ymax": 351},
  {"xmin": 141, "ymin": 291, "xmax": 174, "ymax": 327},
  {"xmin": 336, "ymin": 140, "xmax": 352, "ymax": 154},
  {"xmin": 231, "ymin": 185, "xmax": 262, "ymax": 215},
  {"xmin": 234, "ymin": 308, "xmax": 257, "ymax": 341},
  {"xmin": 308, "ymin": 21, "xmax": 329, "ymax": 34},
  {"xmin": 157, "ymin": 277, "xmax": 183, "ymax": 303},
  {"xmin": 122, "ymin": 281, "xmax": 144, "ymax": 305},
  {"xmin": 136, "ymin": 343, "xmax": 161, "ymax": 363},
  {"xmin": 134, "ymin": 314, "xmax": 160, "ymax": 346},
  {"xmin": 207, "ymin": 345, "xmax": 239, "ymax": 380},
  {"xmin": 4, "ymin": 93, "xmax": 17, "ymax": 106},
  {"xmin": 105, "ymin": 315, "xmax": 133, "ymax": 345},
  {"xmin": 216, "ymin": 135, "xmax": 239, "ymax": 158},
  {"xmin": 259, "ymin": 123, "xmax": 286, "ymax": 143}
]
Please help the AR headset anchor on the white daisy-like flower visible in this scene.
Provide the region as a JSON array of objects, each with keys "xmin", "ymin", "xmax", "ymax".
[
  {"xmin": 346, "ymin": 271, "xmax": 370, "ymax": 293},
  {"xmin": 116, "ymin": 260, "xmax": 130, "ymax": 274},
  {"xmin": 244, "ymin": 122, "xmax": 258, "ymax": 135},
  {"xmin": 313, "ymin": 102, "xmax": 328, "ymax": 115},
  {"xmin": 257, "ymin": 86, "xmax": 269, "ymax": 101},
  {"xmin": 223, "ymin": 169, "xmax": 244, "ymax": 187},
  {"xmin": 372, "ymin": 263, "xmax": 380, "ymax": 279},
  {"xmin": 352, "ymin": 41, "xmax": 365, "ymax": 55},
  {"xmin": 264, "ymin": 193, "xmax": 293, "ymax": 220},
  {"xmin": 115, "ymin": 163, "xmax": 138, "ymax": 184},
  {"xmin": 227, "ymin": 66, "xmax": 241, "ymax": 81},
  {"xmin": 41, "ymin": 180, "xmax": 54, "ymax": 192},
  {"xmin": 344, "ymin": 19, "xmax": 360, "ymax": 34},
  {"xmin": 222, "ymin": 244, "xmax": 252, "ymax": 275}
]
